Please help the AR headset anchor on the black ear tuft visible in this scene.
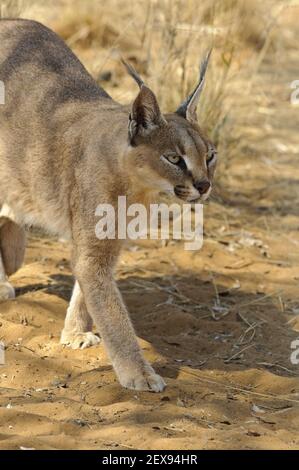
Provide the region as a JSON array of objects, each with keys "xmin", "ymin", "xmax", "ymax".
[{"xmin": 176, "ymin": 49, "xmax": 212, "ymax": 123}]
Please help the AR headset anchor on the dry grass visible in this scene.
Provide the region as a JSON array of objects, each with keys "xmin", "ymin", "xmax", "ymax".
[
  {"xmin": 47, "ymin": 0, "xmax": 286, "ymax": 153},
  {"xmin": 0, "ymin": 0, "xmax": 289, "ymax": 164},
  {"xmin": 0, "ymin": 0, "xmax": 23, "ymax": 17}
]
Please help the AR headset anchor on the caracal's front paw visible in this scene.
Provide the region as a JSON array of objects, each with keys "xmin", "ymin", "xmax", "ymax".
[
  {"xmin": 0, "ymin": 281, "xmax": 15, "ymax": 301},
  {"xmin": 60, "ymin": 331, "xmax": 100, "ymax": 349},
  {"xmin": 118, "ymin": 363, "xmax": 166, "ymax": 393}
]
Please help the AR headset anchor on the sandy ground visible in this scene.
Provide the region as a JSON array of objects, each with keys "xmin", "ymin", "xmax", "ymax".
[{"xmin": 0, "ymin": 4, "xmax": 299, "ymax": 450}]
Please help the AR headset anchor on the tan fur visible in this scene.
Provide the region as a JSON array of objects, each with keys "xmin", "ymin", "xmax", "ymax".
[
  {"xmin": 0, "ymin": 216, "xmax": 26, "ymax": 276},
  {"xmin": 0, "ymin": 19, "xmax": 217, "ymax": 392}
]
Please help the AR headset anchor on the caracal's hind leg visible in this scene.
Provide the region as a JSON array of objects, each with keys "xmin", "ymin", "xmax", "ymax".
[
  {"xmin": 60, "ymin": 281, "xmax": 100, "ymax": 349},
  {"xmin": 0, "ymin": 212, "xmax": 26, "ymax": 301},
  {"xmin": 0, "ymin": 249, "xmax": 15, "ymax": 300}
]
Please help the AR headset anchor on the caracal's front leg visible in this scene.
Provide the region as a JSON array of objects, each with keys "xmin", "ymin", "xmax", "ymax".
[
  {"xmin": 60, "ymin": 280, "xmax": 100, "ymax": 349},
  {"xmin": 73, "ymin": 249, "xmax": 166, "ymax": 392}
]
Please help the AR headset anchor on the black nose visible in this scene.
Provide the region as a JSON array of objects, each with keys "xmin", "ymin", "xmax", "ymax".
[{"xmin": 193, "ymin": 179, "xmax": 211, "ymax": 194}]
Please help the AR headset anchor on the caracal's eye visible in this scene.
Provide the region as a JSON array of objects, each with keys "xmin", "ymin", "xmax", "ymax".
[
  {"xmin": 206, "ymin": 148, "xmax": 216, "ymax": 165},
  {"xmin": 206, "ymin": 154, "xmax": 213, "ymax": 164},
  {"xmin": 165, "ymin": 154, "xmax": 181, "ymax": 165}
]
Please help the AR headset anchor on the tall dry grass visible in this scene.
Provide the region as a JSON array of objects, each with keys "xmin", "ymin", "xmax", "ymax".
[
  {"xmin": 48, "ymin": 0, "xmax": 284, "ymax": 150},
  {"xmin": 0, "ymin": 0, "xmax": 23, "ymax": 17},
  {"xmin": 0, "ymin": 0, "xmax": 289, "ymax": 172}
]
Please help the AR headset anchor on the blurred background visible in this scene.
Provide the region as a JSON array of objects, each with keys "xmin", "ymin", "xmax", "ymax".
[{"xmin": 0, "ymin": 0, "xmax": 299, "ymax": 451}]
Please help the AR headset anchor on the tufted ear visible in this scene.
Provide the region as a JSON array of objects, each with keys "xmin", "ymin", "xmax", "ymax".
[
  {"xmin": 176, "ymin": 50, "xmax": 212, "ymax": 124},
  {"xmin": 129, "ymin": 85, "xmax": 166, "ymax": 141},
  {"xmin": 122, "ymin": 59, "xmax": 166, "ymax": 143}
]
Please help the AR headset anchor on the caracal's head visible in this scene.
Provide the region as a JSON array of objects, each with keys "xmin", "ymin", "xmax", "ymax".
[{"xmin": 123, "ymin": 52, "xmax": 217, "ymax": 203}]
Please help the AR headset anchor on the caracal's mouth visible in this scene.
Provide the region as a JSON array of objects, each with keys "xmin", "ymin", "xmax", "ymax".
[{"xmin": 173, "ymin": 185, "xmax": 212, "ymax": 203}]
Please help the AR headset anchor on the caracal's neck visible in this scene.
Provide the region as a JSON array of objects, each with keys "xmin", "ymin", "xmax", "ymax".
[{"xmin": 75, "ymin": 100, "xmax": 166, "ymax": 208}]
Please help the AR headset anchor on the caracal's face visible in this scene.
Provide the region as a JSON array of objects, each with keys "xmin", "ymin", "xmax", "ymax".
[
  {"xmin": 126, "ymin": 113, "xmax": 217, "ymax": 203},
  {"xmin": 123, "ymin": 51, "xmax": 216, "ymax": 202}
]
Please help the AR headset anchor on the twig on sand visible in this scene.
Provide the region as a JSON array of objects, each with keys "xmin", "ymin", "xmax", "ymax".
[
  {"xmin": 238, "ymin": 290, "xmax": 283, "ymax": 308},
  {"xmin": 236, "ymin": 312, "xmax": 267, "ymax": 345},
  {"xmin": 129, "ymin": 279, "xmax": 197, "ymax": 305},
  {"xmin": 171, "ymin": 366, "xmax": 299, "ymax": 405},
  {"xmin": 224, "ymin": 343, "xmax": 255, "ymax": 363},
  {"xmin": 257, "ymin": 362, "xmax": 299, "ymax": 376}
]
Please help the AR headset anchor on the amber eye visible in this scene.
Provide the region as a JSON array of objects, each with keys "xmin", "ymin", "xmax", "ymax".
[
  {"xmin": 206, "ymin": 150, "xmax": 216, "ymax": 165},
  {"xmin": 165, "ymin": 154, "xmax": 181, "ymax": 165},
  {"xmin": 206, "ymin": 152, "xmax": 216, "ymax": 165}
]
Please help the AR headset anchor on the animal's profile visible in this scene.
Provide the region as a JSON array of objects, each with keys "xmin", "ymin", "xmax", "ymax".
[{"xmin": 0, "ymin": 19, "xmax": 217, "ymax": 391}]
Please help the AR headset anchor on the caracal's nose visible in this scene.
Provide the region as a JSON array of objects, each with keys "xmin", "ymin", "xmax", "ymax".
[{"xmin": 193, "ymin": 179, "xmax": 210, "ymax": 195}]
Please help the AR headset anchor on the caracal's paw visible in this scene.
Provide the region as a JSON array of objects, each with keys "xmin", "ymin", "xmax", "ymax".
[
  {"xmin": 0, "ymin": 281, "xmax": 15, "ymax": 301},
  {"xmin": 60, "ymin": 331, "xmax": 100, "ymax": 349},
  {"xmin": 119, "ymin": 363, "xmax": 166, "ymax": 393}
]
